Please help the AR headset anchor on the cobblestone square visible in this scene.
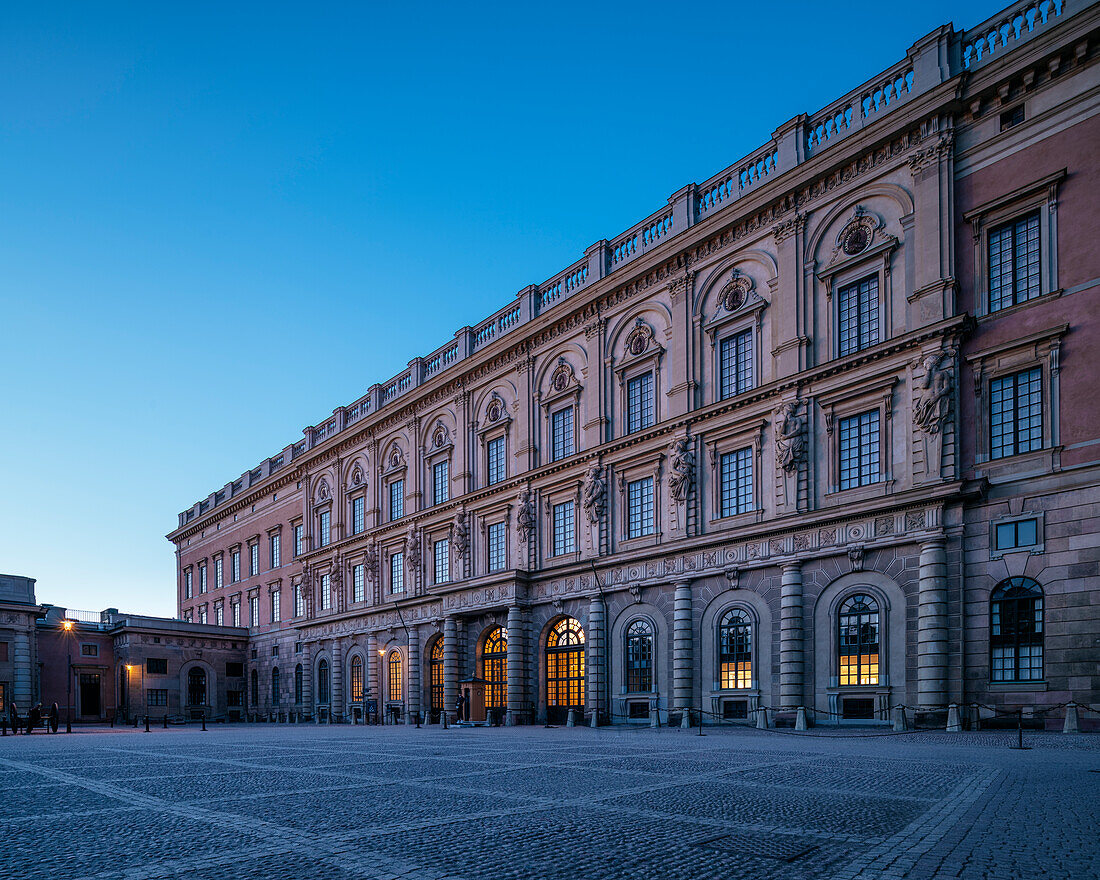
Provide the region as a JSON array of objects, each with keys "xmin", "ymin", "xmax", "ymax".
[{"xmin": 2, "ymin": 725, "xmax": 1097, "ymax": 880}]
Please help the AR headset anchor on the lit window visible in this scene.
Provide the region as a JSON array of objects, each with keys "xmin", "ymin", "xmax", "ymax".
[
  {"xmin": 270, "ymin": 534, "xmax": 281, "ymax": 569},
  {"xmin": 320, "ymin": 574, "xmax": 331, "ymax": 611},
  {"xmin": 387, "ymin": 652, "xmax": 402, "ymax": 702},
  {"xmin": 989, "ymin": 211, "xmax": 1040, "ymax": 311},
  {"xmin": 552, "ymin": 500, "xmax": 575, "ymax": 556},
  {"xmin": 434, "ymin": 539, "xmax": 450, "ymax": 585},
  {"xmin": 430, "ymin": 638, "xmax": 444, "ymax": 718},
  {"xmin": 487, "ymin": 521, "xmax": 506, "ymax": 572},
  {"xmin": 995, "ymin": 518, "xmax": 1039, "ymax": 551},
  {"xmin": 838, "ymin": 275, "xmax": 880, "ymax": 356},
  {"xmin": 991, "ymin": 577, "xmax": 1043, "ymax": 681},
  {"xmin": 626, "ymin": 372, "xmax": 654, "ymax": 433},
  {"xmin": 545, "ymin": 617, "xmax": 585, "ymax": 717},
  {"xmin": 350, "ymin": 655, "xmax": 364, "ymax": 702},
  {"xmin": 627, "ymin": 477, "xmax": 655, "ymax": 538},
  {"xmin": 839, "ymin": 410, "xmax": 881, "ymax": 490},
  {"xmin": 351, "ymin": 497, "xmax": 365, "ymax": 535},
  {"xmin": 991, "ymin": 368, "xmax": 1042, "ymax": 459},
  {"xmin": 390, "ymin": 552, "xmax": 404, "ymax": 594},
  {"xmin": 353, "ymin": 564, "xmax": 365, "ymax": 603},
  {"xmin": 719, "ymin": 609, "xmax": 752, "ymax": 689},
  {"xmin": 719, "ymin": 330, "xmax": 754, "ymax": 399},
  {"xmin": 318, "ymin": 511, "xmax": 331, "ymax": 547},
  {"xmin": 433, "ymin": 460, "xmax": 449, "ymax": 505},
  {"xmin": 625, "ymin": 619, "xmax": 653, "ymax": 693},
  {"xmin": 719, "ymin": 448, "xmax": 753, "ymax": 517},
  {"xmin": 482, "ymin": 626, "xmax": 507, "ymax": 709},
  {"xmin": 487, "ymin": 436, "xmax": 506, "ymax": 485},
  {"xmin": 389, "ymin": 480, "xmax": 404, "ymax": 521},
  {"xmin": 551, "ymin": 407, "xmax": 574, "ymax": 461},
  {"xmin": 838, "ymin": 594, "xmax": 880, "ymax": 686}
]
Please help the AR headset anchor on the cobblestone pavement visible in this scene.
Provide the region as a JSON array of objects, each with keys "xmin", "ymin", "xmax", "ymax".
[{"xmin": 1, "ymin": 724, "xmax": 1097, "ymax": 880}]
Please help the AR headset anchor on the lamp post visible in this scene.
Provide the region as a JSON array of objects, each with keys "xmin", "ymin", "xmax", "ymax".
[{"xmin": 62, "ymin": 620, "xmax": 74, "ymax": 733}]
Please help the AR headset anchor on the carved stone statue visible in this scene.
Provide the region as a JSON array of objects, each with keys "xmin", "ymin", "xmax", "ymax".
[
  {"xmin": 581, "ymin": 464, "xmax": 607, "ymax": 524},
  {"xmin": 667, "ymin": 436, "xmax": 695, "ymax": 502},
  {"xmin": 775, "ymin": 400, "xmax": 806, "ymax": 472},
  {"xmin": 913, "ymin": 348, "xmax": 955, "ymax": 434},
  {"xmin": 364, "ymin": 542, "xmax": 378, "ymax": 584},
  {"xmin": 405, "ymin": 525, "xmax": 421, "ymax": 572},
  {"xmin": 516, "ymin": 489, "xmax": 536, "ymax": 546},
  {"xmin": 451, "ymin": 511, "xmax": 469, "ymax": 557}
]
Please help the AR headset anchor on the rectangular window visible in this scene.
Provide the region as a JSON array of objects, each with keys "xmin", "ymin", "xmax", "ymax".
[
  {"xmin": 199, "ymin": 563, "xmax": 207, "ymax": 593},
  {"xmin": 249, "ymin": 544, "xmax": 259, "ymax": 577},
  {"xmin": 838, "ymin": 275, "xmax": 880, "ymax": 356},
  {"xmin": 80, "ymin": 644, "xmax": 98, "ymax": 657},
  {"xmin": 184, "ymin": 569, "xmax": 192, "ymax": 600},
  {"xmin": 146, "ymin": 689, "xmax": 168, "ymax": 707},
  {"xmin": 995, "ymin": 519, "xmax": 1039, "ymax": 551},
  {"xmin": 351, "ymin": 496, "xmax": 365, "ymax": 534},
  {"xmin": 627, "ymin": 372, "xmax": 655, "ymax": 433},
  {"xmin": 146, "ymin": 657, "xmax": 168, "ymax": 675},
  {"xmin": 320, "ymin": 574, "xmax": 331, "ymax": 610},
  {"xmin": 353, "ymin": 564, "xmax": 365, "ymax": 603},
  {"xmin": 390, "ymin": 552, "xmax": 404, "ymax": 594},
  {"xmin": 248, "ymin": 595, "xmax": 259, "ymax": 626},
  {"xmin": 389, "ymin": 480, "xmax": 404, "ymax": 521},
  {"xmin": 270, "ymin": 534, "xmax": 281, "ymax": 569},
  {"xmin": 215, "ymin": 604, "xmax": 224, "ymax": 626},
  {"xmin": 719, "ymin": 330, "xmax": 754, "ymax": 399},
  {"xmin": 232, "ymin": 601, "xmax": 240, "ymax": 628},
  {"xmin": 991, "ymin": 368, "xmax": 1043, "ymax": 460},
  {"xmin": 719, "ymin": 448, "xmax": 754, "ymax": 517},
  {"xmin": 226, "ymin": 661, "xmax": 244, "ymax": 678},
  {"xmin": 552, "ymin": 501, "xmax": 576, "ymax": 556},
  {"xmin": 294, "ymin": 584, "xmax": 304, "ymax": 618},
  {"xmin": 271, "ymin": 590, "xmax": 281, "ymax": 623},
  {"xmin": 183, "ymin": 610, "xmax": 193, "ymax": 623},
  {"xmin": 231, "ymin": 550, "xmax": 240, "ymax": 583},
  {"xmin": 433, "ymin": 460, "xmax": 449, "ymax": 505},
  {"xmin": 486, "ymin": 436, "xmax": 506, "ymax": 485},
  {"xmin": 434, "ymin": 539, "xmax": 450, "ymax": 584},
  {"xmin": 318, "ymin": 510, "xmax": 331, "ymax": 547},
  {"xmin": 487, "ymin": 521, "xmax": 506, "ymax": 572},
  {"xmin": 627, "ymin": 477, "xmax": 655, "ymax": 538},
  {"xmin": 839, "ymin": 410, "xmax": 882, "ymax": 490},
  {"xmin": 214, "ymin": 557, "xmax": 223, "ymax": 590},
  {"xmin": 989, "ymin": 211, "xmax": 1041, "ymax": 311},
  {"xmin": 550, "ymin": 407, "xmax": 574, "ymax": 461},
  {"xmin": 199, "ymin": 606, "xmax": 208, "ymax": 625},
  {"xmin": 294, "ymin": 525, "xmax": 303, "ymax": 557}
]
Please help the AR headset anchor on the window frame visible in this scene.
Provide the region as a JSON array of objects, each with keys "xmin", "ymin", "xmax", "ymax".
[
  {"xmin": 990, "ymin": 577, "xmax": 1044, "ymax": 684},
  {"xmin": 624, "ymin": 618, "xmax": 655, "ymax": 694},
  {"xmin": 990, "ymin": 512, "xmax": 1044, "ymax": 559},
  {"xmin": 819, "ymin": 377, "xmax": 896, "ymax": 500},
  {"xmin": 486, "ymin": 519, "xmax": 507, "ymax": 573}
]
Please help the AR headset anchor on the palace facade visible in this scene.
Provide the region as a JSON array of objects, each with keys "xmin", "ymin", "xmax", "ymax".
[{"xmin": 167, "ymin": 0, "xmax": 1100, "ymax": 728}]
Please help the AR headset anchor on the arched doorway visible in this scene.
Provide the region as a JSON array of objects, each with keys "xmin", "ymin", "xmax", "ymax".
[
  {"xmin": 482, "ymin": 626, "xmax": 507, "ymax": 722},
  {"xmin": 187, "ymin": 667, "xmax": 207, "ymax": 709},
  {"xmin": 429, "ymin": 637, "xmax": 444, "ymax": 722},
  {"xmin": 546, "ymin": 617, "xmax": 584, "ymax": 724}
]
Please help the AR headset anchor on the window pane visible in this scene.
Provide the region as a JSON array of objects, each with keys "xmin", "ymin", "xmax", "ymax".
[
  {"xmin": 391, "ymin": 552, "xmax": 404, "ymax": 594},
  {"xmin": 552, "ymin": 501, "xmax": 575, "ymax": 556},
  {"xmin": 719, "ymin": 330, "xmax": 754, "ymax": 400},
  {"xmin": 434, "ymin": 539, "xmax": 450, "ymax": 584},
  {"xmin": 488, "ymin": 521, "xmax": 506, "ymax": 572},
  {"xmin": 838, "ymin": 275, "xmax": 879, "ymax": 356},
  {"xmin": 390, "ymin": 480, "xmax": 404, "ymax": 520},
  {"xmin": 487, "ymin": 436, "xmax": 505, "ymax": 485},
  {"xmin": 991, "ymin": 368, "xmax": 1043, "ymax": 459},
  {"xmin": 353, "ymin": 564, "xmax": 365, "ymax": 603},
  {"xmin": 433, "ymin": 460, "xmax": 449, "ymax": 505},
  {"xmin": 990, "ymin": 211, "xmax": 1041, "ymax": 311},
  {"xmin": 720, "ymin": 448, "xmax": 753, "ymax": 517},
  {"xmin": 551, "ymin": 407, "xmax": 574, "ymax": 461},
  {"xmin": 627, "ymin": 477, "xmax": 655, "ymax": 538},
  {"xmin": 839, "ymin": 410, "xmax": 881, "ymax": 490},
  {"xmin": 627, "ymin": 373, "xmax": 654, "ymax": 433}
]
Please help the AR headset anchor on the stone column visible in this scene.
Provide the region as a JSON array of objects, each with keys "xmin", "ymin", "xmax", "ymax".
[
  {"xmin": 586, "ymin": 595, "xmax": 606, "ymax": 724},
  {"xmin": 407, "ymin": 627, "xmax": 421, "ymax": 723},
  {"xmin": 443, "ymin": 617, "xmax": 459, "ymax": 722},
  {"xmin": 366, "ymin": 633, "xmax": 378, "ymax": 706},
  {"xmin": 779, "ymin": 563, "xmax": 804, "ymax": 709},
  {"xmin": 673, "ymin": 580, "xmax": 694, "ymax": 715},
  {"xmin": 302, "ymin": 643, "xmax": 313, "ymax": 717},
  {"xmin": 506, "ymin": 605, "xmax": 527, "ymax": 725},
  {"xmin": 918, "ymin": 538, "xmax": 949, "ymax": 708},
  {"xmin": 331, "ymin": 639, "xmax": 344, "ymax": 722},
  {"xmin": 13, "ymin": 629, "xmax": 34, "ymax": 706}
]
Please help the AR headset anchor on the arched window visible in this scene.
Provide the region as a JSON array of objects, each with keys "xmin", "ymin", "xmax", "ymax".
[
  {"xmin": 187, "ymin": 667, "xmax": 207, "ymax": 707},
  {"xmin": 719, "ymin": 609, "xmax": 752, "ymax": 689},
  {"xmin": 625, "ymin": 619, "xmax": 654, "ymax": 693},
  {"xmin": 546, "ymin": 617, "xmax": 585, "ymax": 724},
  {"xmin": 991, "ymin": 577, "xmax": 1043, "ymax": 681},
  {"xmin": 838, "ymin": 594, "xmax": 880, "ymax": 686},
  {"xmin": 350, "ymin": 655, "xmax": 364, "ymax": 702},
  {"xmin": 250, "ymin": 669, "xmax": 258, "ymax": 706},
  {"xmin": 388, "ymin": 652, "xmax": 403, "ymax": 702},
  {"xmin": 318, "ymin": 659, "xmax": 330, "ymax": 704},
  {"xmin": 271, "ymin": 666, "xmax": 280, "ymax": 706},
  {"xmin": 429, "ymin": 637, "xmax": 444, "ymax": 718},
  {"xmin": 294, "ymin": 664, "xmax": 303, "ymax": 704},
  {"xmin": 482, "ymin": 626, "xmax": 508, "ymax": 709}
]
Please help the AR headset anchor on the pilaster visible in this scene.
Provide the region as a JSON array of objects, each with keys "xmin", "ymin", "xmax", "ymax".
[{"xmin": 779, "ymin": 562, "xmax": 804, "ymax": 709}]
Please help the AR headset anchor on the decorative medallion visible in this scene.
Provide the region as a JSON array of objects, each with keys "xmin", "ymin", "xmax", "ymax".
[
  {"xmin": 841, "ymin": 223, "xmax": 870, "ymax": 255},
  {"xmin": 432, "ymin": 426, "xmax": 446, "ymax": 448},
  {"xmin": 350, "ymin": 466, "xmax": 363, "ymax": 487},
  {"xmin": 624, "ymin": 318, "xmax": 655, "ymax": 357},
  {"xmin": 389, "ymin": 448, "xmax": 402, "ymax": 469},
  {"xmin": 550, "ymin": 359, "xmax": 573, "ymax": 393},
  {"xmin": 718, "ymin": 272, "xmax": 752, "ymax": 313},
  {"xmin": 486, "ymin": 398, "xmax": 503, "ymax": 423}
]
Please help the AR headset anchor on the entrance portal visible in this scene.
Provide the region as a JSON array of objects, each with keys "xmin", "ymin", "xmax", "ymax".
[
  {"xmin": 79, "ymin": 673, "xmax": 101, "ymax": 717},
  {"xmin": 546, "ymin": 617, "xmax": 585, "ymax": 724}
]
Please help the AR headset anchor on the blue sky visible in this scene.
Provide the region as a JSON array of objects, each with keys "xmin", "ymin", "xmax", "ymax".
[{"xmin": 0, "ymin": 1, "xmax": 1000, "ymax": 616}]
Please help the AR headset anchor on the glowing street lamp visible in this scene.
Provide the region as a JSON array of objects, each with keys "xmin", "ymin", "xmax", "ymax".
[{"xmin": 61, "ymin": 619, "xmax": 74, "ymax": 733}]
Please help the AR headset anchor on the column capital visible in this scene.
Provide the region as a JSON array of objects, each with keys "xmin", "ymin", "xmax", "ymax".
[
  {"xmin": 781, "ymin": 561, "xmax": 803, "ymax": 574},
  {"xmin": 672, "ymin": 578, "xmax": 693, "ymax": 591}
]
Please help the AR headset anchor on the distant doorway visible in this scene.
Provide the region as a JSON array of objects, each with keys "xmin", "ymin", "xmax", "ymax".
[
  {"xmin": 187, "ymin": 667, "xmax": 207, "ymax": 707},
  {"xmin": 79, "ymin": 674, "xmax": 101, "ymax": 717}
]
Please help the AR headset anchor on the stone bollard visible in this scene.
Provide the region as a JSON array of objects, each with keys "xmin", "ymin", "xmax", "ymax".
[
  {"xmin": 795, "ymin": 707, "xmax": 808, "ymax": 731},
  {"xmin": 947, "ymin": 703, "xmax": 961, "ymax": 732},
  {"xmin": 649, "ymin": 707, "xmax": 659, "ymax": 728},
  {"xmin": 680, "ymin": 709, "xmax": 691, "ymax": 729},
  {"xmin": 756, "ymin": 708, "xmax": 769, "ymax": 730},
  {"xmin": 590, "ymin": 710, "xmax": 598, "ymax": 729},
  {"xmin": 892, "ymin": 706, "xmax": 908, "ymax": 732},
  {"xmin": 566, "ymin": 708, "xmax": 575, "ymax": 727},
  {"xmin": 1063, "ymin": 702, "xmax": 1080, "ymax": 734},
  {"xmin": 442, "ymin": 711, "xmax": 449, "ymax": 729}
]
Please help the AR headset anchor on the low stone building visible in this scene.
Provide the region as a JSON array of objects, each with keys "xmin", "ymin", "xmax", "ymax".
[{"xmin": 0, "ymin": 573, "xmax": 42, "ymax": 713}]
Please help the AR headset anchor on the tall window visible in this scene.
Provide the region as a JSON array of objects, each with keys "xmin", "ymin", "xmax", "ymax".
[
  {"xmin": 838, "ymin": 275, "xmax": 880, "ymax": 356},
  {"xmin": 317, "ymin": 659, "xmax": 330, "ymax": 703},
  {"xmin": 351, "ymin": 496, "xmax": 365, "ymax": 534},
  {"xmin": 184, "ymin": 569, "xmax": 192, "ymax": 599},
  {"xmin": 487, "ymin": 436, "xmax": 506, "ymax": 485},
  {"xmin": 719, "ymin": 609, "xmax": 752, "ymax": 689},
  {"xmin": 545, "ymin": 617, "xmax": 585, "ymax": 719},
  {"xmin": 390, "ymin": 552, "xmax": 404, "ymax": 594},
  {"xmin": 434, "ymin": 539, "xmax": 450, "ymax": 585},
  {"xmin": 271, "ymin": 667, "xmax": 280, "ymax": 706},
  {"xmin": 838, "ymin": 594, "xmax": 880, "ymax": 686},
  {"xmin": 482, "ymin": 627, "xmax": 507, "ymax": 709},
  {"xmin": 294, "ymin": 664, "xmax": 303, "ymax": 704},
  {"xmin": 232, "ymin": 601, "xmax": 240, "ymax": 628},
  {"xmin": 199, "ymin": 563, "xmax": 207, "ymax": 593},
  {"xmin": 214, "ymin": 557, "xmax": 223, "ymax": 590},
  {"xmin": 991, "ymin": 577, "xmax": 1043, "ymax": 681},
  {"xmin": 320, "ymin": 574, "xmax": 331, "ymax": 611},
  {"xmin": 433, "ymin": 460, "xmax": 449, "ymax": 505},
  {"xmin": 991, "ymin": 368, "xmax": 1042, "ymax": 460},
  {"xmin": 231, "ymin": 550, "xmax": 240, "ymax": 583},
  {"xmin": 626, "ymin": 372, "xmax": 654, "ymax": 433},
  {"xmin": 627, "ymin": 477, "xmax": 655, "ymax": 538},
  {"xmin": 199, "ymin": 605, "xmax": 208, "ymax": 625},
  {"xmin": 248, "ymin": 595, "xmax": 259, "ymax": 626},
  {"xmin": 487, "ymin": 521, "xmax": 506, "ymax": 572},
  {"xmin": 271, "ymin": 590, "xmax": 280, "ymax": 623},
  {"xmin": 318, "ymin": 511, "xmax": 331, "ymax": 547},
  {"xmin": 552, "ymin": 500, "xmax": 575, "ymax": 556},
  {"xmin": 625, "ymin": 619, "xmax": 654, "ymax": 693},
  {"xmin": 430, "ymin": 638, "xmax": 444, "ymax": 718},
  {"xmin": 294, "ymin": 525, "xmax": 303, "ymax": 557},
  {"xmin": 294, "ymin": 583, "xmax": 305, "ymax": 618},
  {"xmin": 720, "ymin": 330, "xmax": 754, "ymax": 399},
  {"xmin": 389, "ymin": 480, "xmax": 404, "ymax": 521},
  {"xmin": 350, "ymin": 655, "xmax": 364, "ymax": 702},
  {"xmin": 387, "ymin": 652, "xmax": 402, "ymax": 702},
  {"xmin": 250, "ymin": 669, "xmax": 258, "ymax": 705},
  {"xmin": 719, "ymin": 448, "xmax": 753, "ymax": 517},
  {"xmin": 550, "ymin": 407, "xmax": 574, "ymax": 461},
  {"xmin": 249, "ymin": 544, "xmax": 259, "ymax": 577},
  {"xmin": 989, "ymin": 211, "xmax": 1040, "ymax": 311},
  {"xmin": 352, "ymin": 564, "xmax": 365, "ymax": 603},
  {"xmin": 270, "ymin": 534, "xmax": 281, "ymax": 569},
  {"xmin": 839, "ymin": 410, "xmax": 881, "ymax": 490},
  {"xmin": 215, "ymin": 604, "xmax": 223, "ymax": 626}
]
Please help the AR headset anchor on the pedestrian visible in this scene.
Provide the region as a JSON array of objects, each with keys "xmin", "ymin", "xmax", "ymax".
[{"xmin": 454, "ymin": 693, "xmax": 464, "ymax": 722}]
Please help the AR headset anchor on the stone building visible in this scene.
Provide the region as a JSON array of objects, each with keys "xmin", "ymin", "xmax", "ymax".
[
  {"xmin": 167, "ymin": 0, "xmax": 1100, "ymax": 728},
  {"xmin": 0, "ymin": 573, "xmax": 42, "ymax": 713}
]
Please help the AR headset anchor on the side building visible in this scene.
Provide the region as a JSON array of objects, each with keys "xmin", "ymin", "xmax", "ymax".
[{"xmin": 168, "ymin": 0, "xmax": 1100, "ymax": 729}]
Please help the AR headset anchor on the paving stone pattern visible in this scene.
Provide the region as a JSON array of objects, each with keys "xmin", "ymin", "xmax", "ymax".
[{"xmin": 1, "ymin": 725, "xmax": 1097, "ymax": 880}]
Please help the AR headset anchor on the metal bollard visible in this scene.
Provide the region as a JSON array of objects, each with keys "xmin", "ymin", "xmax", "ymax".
[{"xmin": 201, "ymin": 713, "xmax": 207, "ymax": 732}]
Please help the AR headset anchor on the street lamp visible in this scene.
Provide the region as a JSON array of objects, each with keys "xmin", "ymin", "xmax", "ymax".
[{"xmin": 61, "ymin": 620, "xmax": 74, "ymax": 733}]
